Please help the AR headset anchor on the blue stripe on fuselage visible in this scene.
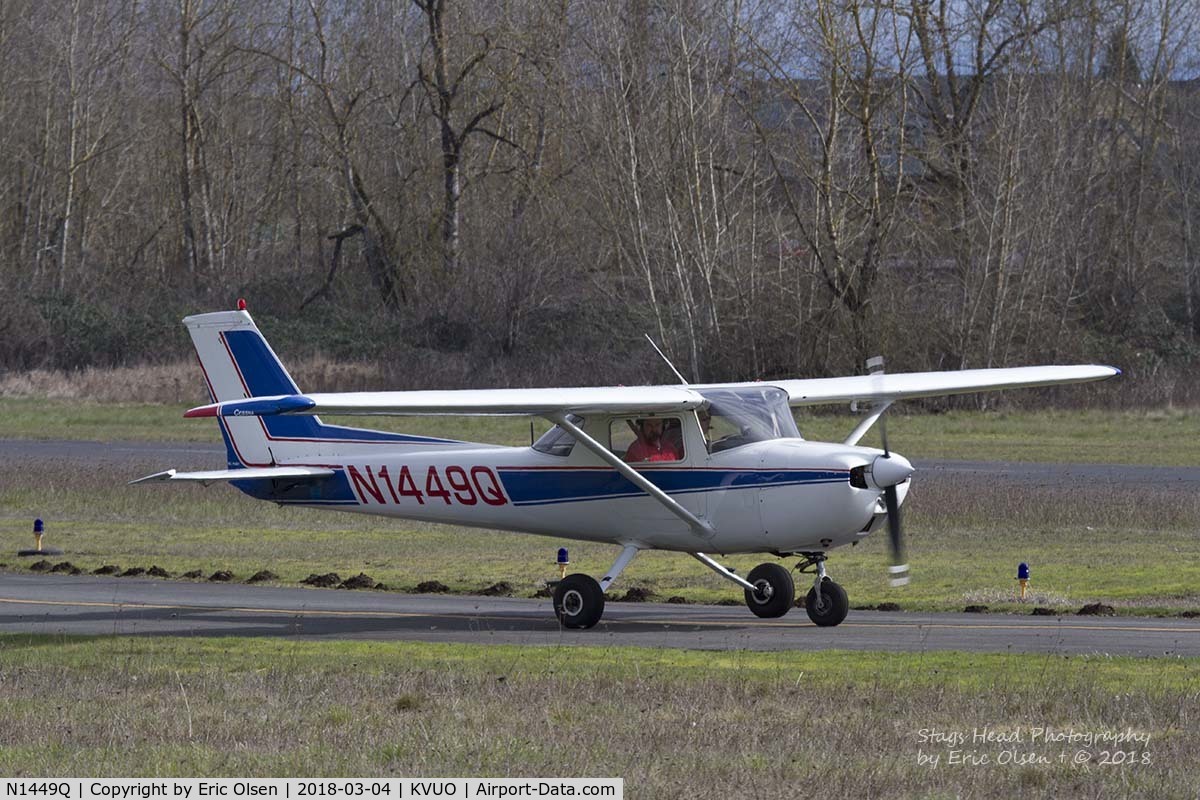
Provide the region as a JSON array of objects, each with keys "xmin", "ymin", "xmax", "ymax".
[
  {"xmin": 497, "ymin": 468, "xmax": 847, "ymax": 506},
  {"xmin": 221, "ymin": 329, "xmax": 461, "ymax": 445}
]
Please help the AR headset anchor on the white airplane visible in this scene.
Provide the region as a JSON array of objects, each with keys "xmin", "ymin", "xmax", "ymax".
[{"xmin": 134, "ymin": 305, "xmax": 1120, "ymax": 629}]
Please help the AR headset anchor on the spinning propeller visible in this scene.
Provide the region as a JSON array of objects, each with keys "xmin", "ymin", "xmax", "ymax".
[{"xmin": 866, "ymin": 356, "xmax": 911, "ymax": 587}]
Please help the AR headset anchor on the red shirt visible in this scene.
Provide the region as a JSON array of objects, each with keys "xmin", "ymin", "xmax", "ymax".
[{"xmin": 626, "ymin": 438, "xmax": 681, "ymax": 462}]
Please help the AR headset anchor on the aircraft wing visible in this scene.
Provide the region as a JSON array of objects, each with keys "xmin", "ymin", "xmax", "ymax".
[
  {"xmin": 182, "ymin": 366, "xmax": 1117, "ymax": 419},
  {"xmin": 743, "ymin": 365, "xmax": 1121, "ymax": 407},
  {"xmin": 184, "ymin": 386, "xmax": 706, "ymax": 418}
]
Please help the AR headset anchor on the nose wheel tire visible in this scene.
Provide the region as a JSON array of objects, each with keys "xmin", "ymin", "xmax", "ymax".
[
  {"xmin": 553, "ymin": 573, "xmax": 605, "ymax": 629},
  {"xmin": 805, "ymin": 579, "xmax": 849, "ymax": 627},
  {"xmin": 743, "ymin": 562, "xmax": 795, "ymax": 618}
]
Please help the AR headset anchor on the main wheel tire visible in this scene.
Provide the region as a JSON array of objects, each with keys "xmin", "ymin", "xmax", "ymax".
[
  {"xmin": 743, "ymin": 562, "xmax": 794, "ymax": 618},
  {"xmin": 805, "ymin": 579, "xmax": 849, "ymax": 627},
  {"xmin": 553, "ymin": 573, "xmax": 605, "ymax": 629}
]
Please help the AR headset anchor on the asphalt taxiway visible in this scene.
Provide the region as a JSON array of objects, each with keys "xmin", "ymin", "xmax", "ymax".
[{"xmin": 1, "ymin": 573, "xmax": 1196, "ymax": 655}]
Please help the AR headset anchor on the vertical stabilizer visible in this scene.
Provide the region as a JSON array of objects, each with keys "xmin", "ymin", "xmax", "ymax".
[
  {"xmin": 184, "ymin": 307, "xmax": 468, "ymax": 467},
  {"xmin": 184, "ymin": 310, "xmax": 295, "ymax": 467}
]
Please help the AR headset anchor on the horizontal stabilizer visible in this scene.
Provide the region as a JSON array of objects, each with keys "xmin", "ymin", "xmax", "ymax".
[{"xmin": 129, "ymin": 466, "xmax": 335, "ymax": 486}]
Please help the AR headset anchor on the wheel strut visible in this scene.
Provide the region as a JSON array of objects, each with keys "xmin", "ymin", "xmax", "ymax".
[
  {"xmin": 691, "ymin": 552, "xmax": 757, "ymax": 592},
  {"xmin": 795, "ymin": 552, "xmax": 829, "ymax": 601}
]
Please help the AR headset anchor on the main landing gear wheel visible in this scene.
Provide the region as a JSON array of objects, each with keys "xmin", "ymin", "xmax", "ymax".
[
  {"xmin": 743, "ymin": 563, "xmax": 795, "ymax": 618},
  {"xmin": 805, "ymin": 579, "xmax": 849, "ymax": 627},
  {"xmin": 553, "ymin": 573, "xmax": 605, "ymax": 629}
]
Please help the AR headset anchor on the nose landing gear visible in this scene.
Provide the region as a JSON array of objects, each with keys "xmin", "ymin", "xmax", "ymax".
[{"xmin": 797, "ymin": 554, "xmax": 849, "ymax": 627}]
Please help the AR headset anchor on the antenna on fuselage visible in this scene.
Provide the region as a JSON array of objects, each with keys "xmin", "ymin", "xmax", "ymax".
[
  {"xmin": 644, "ymin": 334, "xmax": 710, "ymax": 450},
  {"xmin": 644, "ymin": 334, "xmax": 690, "ymax": 384}
]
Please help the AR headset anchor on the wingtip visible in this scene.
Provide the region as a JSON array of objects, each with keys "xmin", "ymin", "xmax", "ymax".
[{"xmin": 184, "ymin": 404, "xmax": 218, "ymax": 418}]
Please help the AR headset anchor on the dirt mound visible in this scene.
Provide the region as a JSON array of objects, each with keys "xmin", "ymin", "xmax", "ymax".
[
  {"xmin": 963, "ymin": 604, "xmax": 989, "ymax": 613},
  {"xmin": 480, "ymin": 581, "xmax": 513, "ymax": 597},
  {"xmin": 28, "ymin": 560, "xmax": 52, "ymax": 572},
  {"xmin": 121, "ymin": 567, "xmax": 146, "ymax": 577},
  {"xmin": 246, "ymin": 570, "xmax": 279, "ymax": 583},
  {"xmin": 181, "ymin": 569, "xmax": 203, "ymax": 579},
  {"xmin": 1077, "ymin": 603, "xmax": 1116, "ymax": 616},
  {"xmin": 1031, "ymin": 607, "xmax": 1058, "ymax": 616},
  {"xmin": 530, "ymin": 587, "xmax": 553, "ymax": 598},
  {"xmin": 373, "ymin": 583, "xmax": 390, "ymax": 591},
  {"xmin": 1178, "ymin": 610, "xmax": 1199, "ymax": 618},
  {"xmin": 93, "ymin": 565, "xmax": 120, "ymax": 575},
  {"xmin": 302, "ymin": 572, "xmax": 340, "ymax": 587},
  {"xmin": 147, "ymin": 566, "xmax": 171, "ymax": 577},
  {"xmin": 667, "ymin": 596, "xmax": 689, "ymax": 604},
  {"xmin": 415, "ymin": 580, "xmax": 450, "ymax": 593},
  {"xmin": 618, "ymin": 587, "xmax": 656, "ymax": 603},
  {"xmin": 208, "ymin": 570, "xmax": 234, "ymax": 582},
  {"xmin": 49, "ymin": 561, "xmax": 77, "ymax": 573},
  {"xmin": 338, "ymin": 573, "xmax": 375, "ymax": 590},
  {"xmin": 714, "ymin": 598, "xmax": 742, "ymax": 606},
  {"xmin": 876, "ymin": 602, "xmax": 902, "ymax": 612}
]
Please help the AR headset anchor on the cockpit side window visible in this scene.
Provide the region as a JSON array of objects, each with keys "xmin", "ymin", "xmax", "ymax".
[
  {"xmin": 611, "ymin": 417, "xmax": 685, "ymax": 463},
  {"xmin": 531, "ymin": 414, "xmax": 581, "ymax": 457}
]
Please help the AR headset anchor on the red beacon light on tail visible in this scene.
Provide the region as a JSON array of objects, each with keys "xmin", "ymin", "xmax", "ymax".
[{"xmin": 237, "ymin": 298, "xmax": 247, "ymax": 311}]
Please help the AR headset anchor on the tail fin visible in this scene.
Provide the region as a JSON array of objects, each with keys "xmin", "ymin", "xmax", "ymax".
[{"xmin": 184, "ymin": 308, "xmax": 461, "ymax": 468}]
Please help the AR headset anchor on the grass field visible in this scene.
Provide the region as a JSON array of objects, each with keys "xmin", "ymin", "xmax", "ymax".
[
  {"xmin": 0, "ymin": 635, "xmax": 1194, "ymax": 797},
  {"xmin": 3, "ymin": 397, "xmax": 1200, "ymax": 465}
]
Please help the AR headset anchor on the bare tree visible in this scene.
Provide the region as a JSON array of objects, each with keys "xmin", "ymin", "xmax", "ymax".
[
  {"xmin": 744, "ymin": 0, "xmax": 914, "ymax": 365},
  {"xmin": 413, "ymin": 0, "xmax": 514, "ymax": 274}
]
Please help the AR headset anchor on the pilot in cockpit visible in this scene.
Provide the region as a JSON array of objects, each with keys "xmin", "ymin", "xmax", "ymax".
[{"xmin": 625, "ymin": 418, "xmax": 681, "ymax": 462}]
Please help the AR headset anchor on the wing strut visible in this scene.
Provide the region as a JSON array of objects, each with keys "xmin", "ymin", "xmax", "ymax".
[
  {"xmin": 843, "ymin": 400, "xmax": 893, "ymax": 446},
  {"xmin": 547, "ymin": 413, "xmax": 716, "ymax": 541}
]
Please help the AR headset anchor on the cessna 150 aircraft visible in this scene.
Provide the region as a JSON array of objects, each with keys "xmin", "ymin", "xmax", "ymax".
[{"xmin": 135, "ymin": 305, "xmax": 1119, "ymax": 629}]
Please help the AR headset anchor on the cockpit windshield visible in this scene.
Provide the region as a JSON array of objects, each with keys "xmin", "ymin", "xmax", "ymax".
[{"xmin": 698, "ymin": 387, "xmax": 800, "ymax": 453}]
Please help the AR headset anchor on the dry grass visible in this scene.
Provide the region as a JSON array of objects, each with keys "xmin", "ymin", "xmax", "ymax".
[{"xmin": 0, "ymin": 636, "xmax": 1195, "ymax": 798}]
